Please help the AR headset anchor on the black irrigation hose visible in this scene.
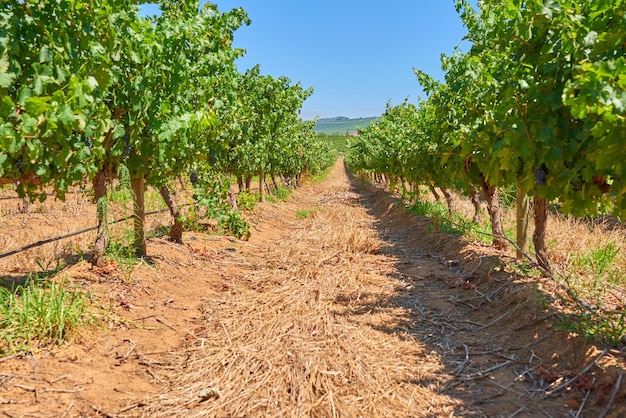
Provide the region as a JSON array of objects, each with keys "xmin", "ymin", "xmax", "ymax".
[{"xmin": 0, "ymin": 208, "xmax": 173, "ymax": 260}]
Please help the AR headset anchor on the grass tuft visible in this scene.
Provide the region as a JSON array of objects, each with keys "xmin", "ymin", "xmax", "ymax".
[
  {"xmin": 0, "ymin": 277, "xmax": 92, "ymax": 354},
  {"xmin": 268, "ymin": 186, "xmax": 292, "ymax": 203},
  {"xmin": 574, "ymin": 242, "xmax": 620, "ymax": 277},
  {"xmin": 407, "ymin": 200, "xmax": 493, "ymax": 245},
  {"xmin": 296, "ymin": 209, "xmax": 313, "ymax": 219}
]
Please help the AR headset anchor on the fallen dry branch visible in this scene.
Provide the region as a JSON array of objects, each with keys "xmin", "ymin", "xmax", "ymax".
[
  {"xmin": 459, "ymin": 360, "xmax": 513, "ymax": 382},
  {"xmin": 543, "ymin": 349, "xmax": 609, "ymax": 397},
  {"xmin": 42, "ymin": 387, "xmax": 85, "ymax": 394},
  {"xmin": 599, "ymin": 372, "xmax": 624, "ymax": 418},
  {"xmin": 477, "ymin": 302, "xmax": 528, "ymax": 331},
  {"xmin": 452, "ymin": 345, "xmax": 470, "ymax": 374},
  {"xmin": 576, "ymin": 386, "xmax": 593, "ymax": 418}
]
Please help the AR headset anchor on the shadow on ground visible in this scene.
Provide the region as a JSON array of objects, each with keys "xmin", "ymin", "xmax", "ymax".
[{"xmin": 336, "ymin": 162, "xmax": 625, "ymax": 418}]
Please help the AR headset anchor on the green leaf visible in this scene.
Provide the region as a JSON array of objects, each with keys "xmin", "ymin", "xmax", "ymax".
[
  {"xmin": 24, "ymin": 97, "xmax": 50, "ymax": 116},
  {"xmin": 584, "ymin": 31, "xmax": 598, "ymax": 47},
  {"xmin": 39, "ymin": 45, "xmax": 52, "ymax": 63},
  {"xmin": 58, "ymin": 105, "xmax": 75, "ymax": 126},
  {"xmin": 0, "ymin": 54, "xmax": 15, "ymax": 87},
  {"xmin": 86, "ymin": 76, "xmax": 99, "ymax": 90},
  {"xmin": 34, "ymin": 76, "xmax": 44, "ymax": 95},
  {"xmin": 35, "ymin": 165, "xmax": 47, "ymax": 176}
]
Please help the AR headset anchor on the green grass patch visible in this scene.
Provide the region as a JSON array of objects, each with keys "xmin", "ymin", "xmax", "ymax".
[
  {"xmin": 408, "ymin": 200, "xmax": 493, "ymax": 244},
  {"xmin": 574, "ymin": 242, "xmax": 620, "ymax": 277},
  {"xmin": 296, "ymin": 209, "xmax": 313, "ymax": 219},
  {"xmin": 105, "ymin": 239, "xmax": 138, "ymax": 282},
  {"xmin": 569, "ymin": 242, "xmax": 624, "ymax": 299},
  {"xmin": 108, "ymin": 185, "xmax": 132, "ymax": 204},
  {"xmin": 0, "ymin": 278, "xmax": 92, "ymax": 354},
  {"xmin": 268, "ymin": 186, "xmax": 292, "ymax": 203},
  {"xmin": 577, "ymin": 311, "xmax": 626, "ymax": 347},
  {"xmin": 557, "ymin": 310, "xmax": 626, "ymax": 347}
]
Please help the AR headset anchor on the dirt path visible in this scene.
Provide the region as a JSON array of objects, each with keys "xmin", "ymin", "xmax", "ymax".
[{"xmin": 1, "ymin": 158, "xmax": 624, "ymax": 417}]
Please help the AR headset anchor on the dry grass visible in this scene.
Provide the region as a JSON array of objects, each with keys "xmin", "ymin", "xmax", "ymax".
[
  {"xmin": 2, "ymin": 161, "xmax": 624, "ymax": 417},
  {"xmin": 0, "ymin": 185, "xmax": 176, "ymax": 279},
  {"xmin": 495, "ymin": 200, "xmax": 626, "ymax": 310},
  {"xmin": 141, "ymin": 196, "xmax": 461, "ymax": 417},
  {"xmin": 308, "ymin": 205, "xmax": 380, "ymax": 256},
  {"xmin": 396, "ymin": 185, "xmax": 626, "ymax": 344},
  {"xmin": 0, "ymin": 192, "xmax": 94, "ymax": 276},
  {"xmin": 408, "ymin": 186, "xmax": 626, "ymax": 284},
  {"xmin": 547, "ymin": 215, "xmax": 624, "ymax": 268}
]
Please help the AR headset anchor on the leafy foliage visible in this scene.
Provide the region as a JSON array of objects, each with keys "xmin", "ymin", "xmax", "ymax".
[
  {"xmin": 456, "ymin": 0, "xmax": 626, "ymax": 217},
  {"xmin": 348, "ymin": 0, "xmax": 626, "ymax": 266},
  {"xmin": 0, "ymin": 0, "xmax": 139, "ymax": 199},
  {"xmin": 225, "ymin": 67, "xmax": 334, "ymax": 183},
  {"xmin": 1, "ymin": 0, "xmax": 336, "ymax": 257},
  {"xmin": 348, "ymin": 0, "xmax": 626, "ymax": 344},
  {"xmin": 191, "ymin": 169, "xmax": 249, "ymax": 239}
]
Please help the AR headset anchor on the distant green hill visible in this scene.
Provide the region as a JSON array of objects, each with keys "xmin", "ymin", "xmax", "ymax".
[{"xmin": 314, "ymin": 117, "xmax": 377, "ymax": 136}]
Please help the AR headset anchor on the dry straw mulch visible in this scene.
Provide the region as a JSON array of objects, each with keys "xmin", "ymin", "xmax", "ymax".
[{"xmin": 140, "ymin": 180, "xmax": 461, "ymax": 417}]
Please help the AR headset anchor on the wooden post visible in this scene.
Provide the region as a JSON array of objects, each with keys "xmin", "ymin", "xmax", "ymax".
[
  {"xmin": 533, "ymin": 195, "xmax": 552, "ymax": 275},
  {"xmin": 132, "ymin": 176, "xmax": 147, "ymax": 257},
  {"xmin": 516, "ymin": 185, "xmax": 530, "ymax": 259},
  {"xmin": 91, "ymin": 169, "xmax": 108, "ymax": 267},
  {"xmin": 259, "ymin": 170, "xmax": 265, "ymax": 202}
]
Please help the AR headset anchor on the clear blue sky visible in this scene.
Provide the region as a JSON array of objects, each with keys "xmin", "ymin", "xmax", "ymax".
[{"xmin": 141, "ymin": 1, "xmax": 472, "ymax": 120}]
